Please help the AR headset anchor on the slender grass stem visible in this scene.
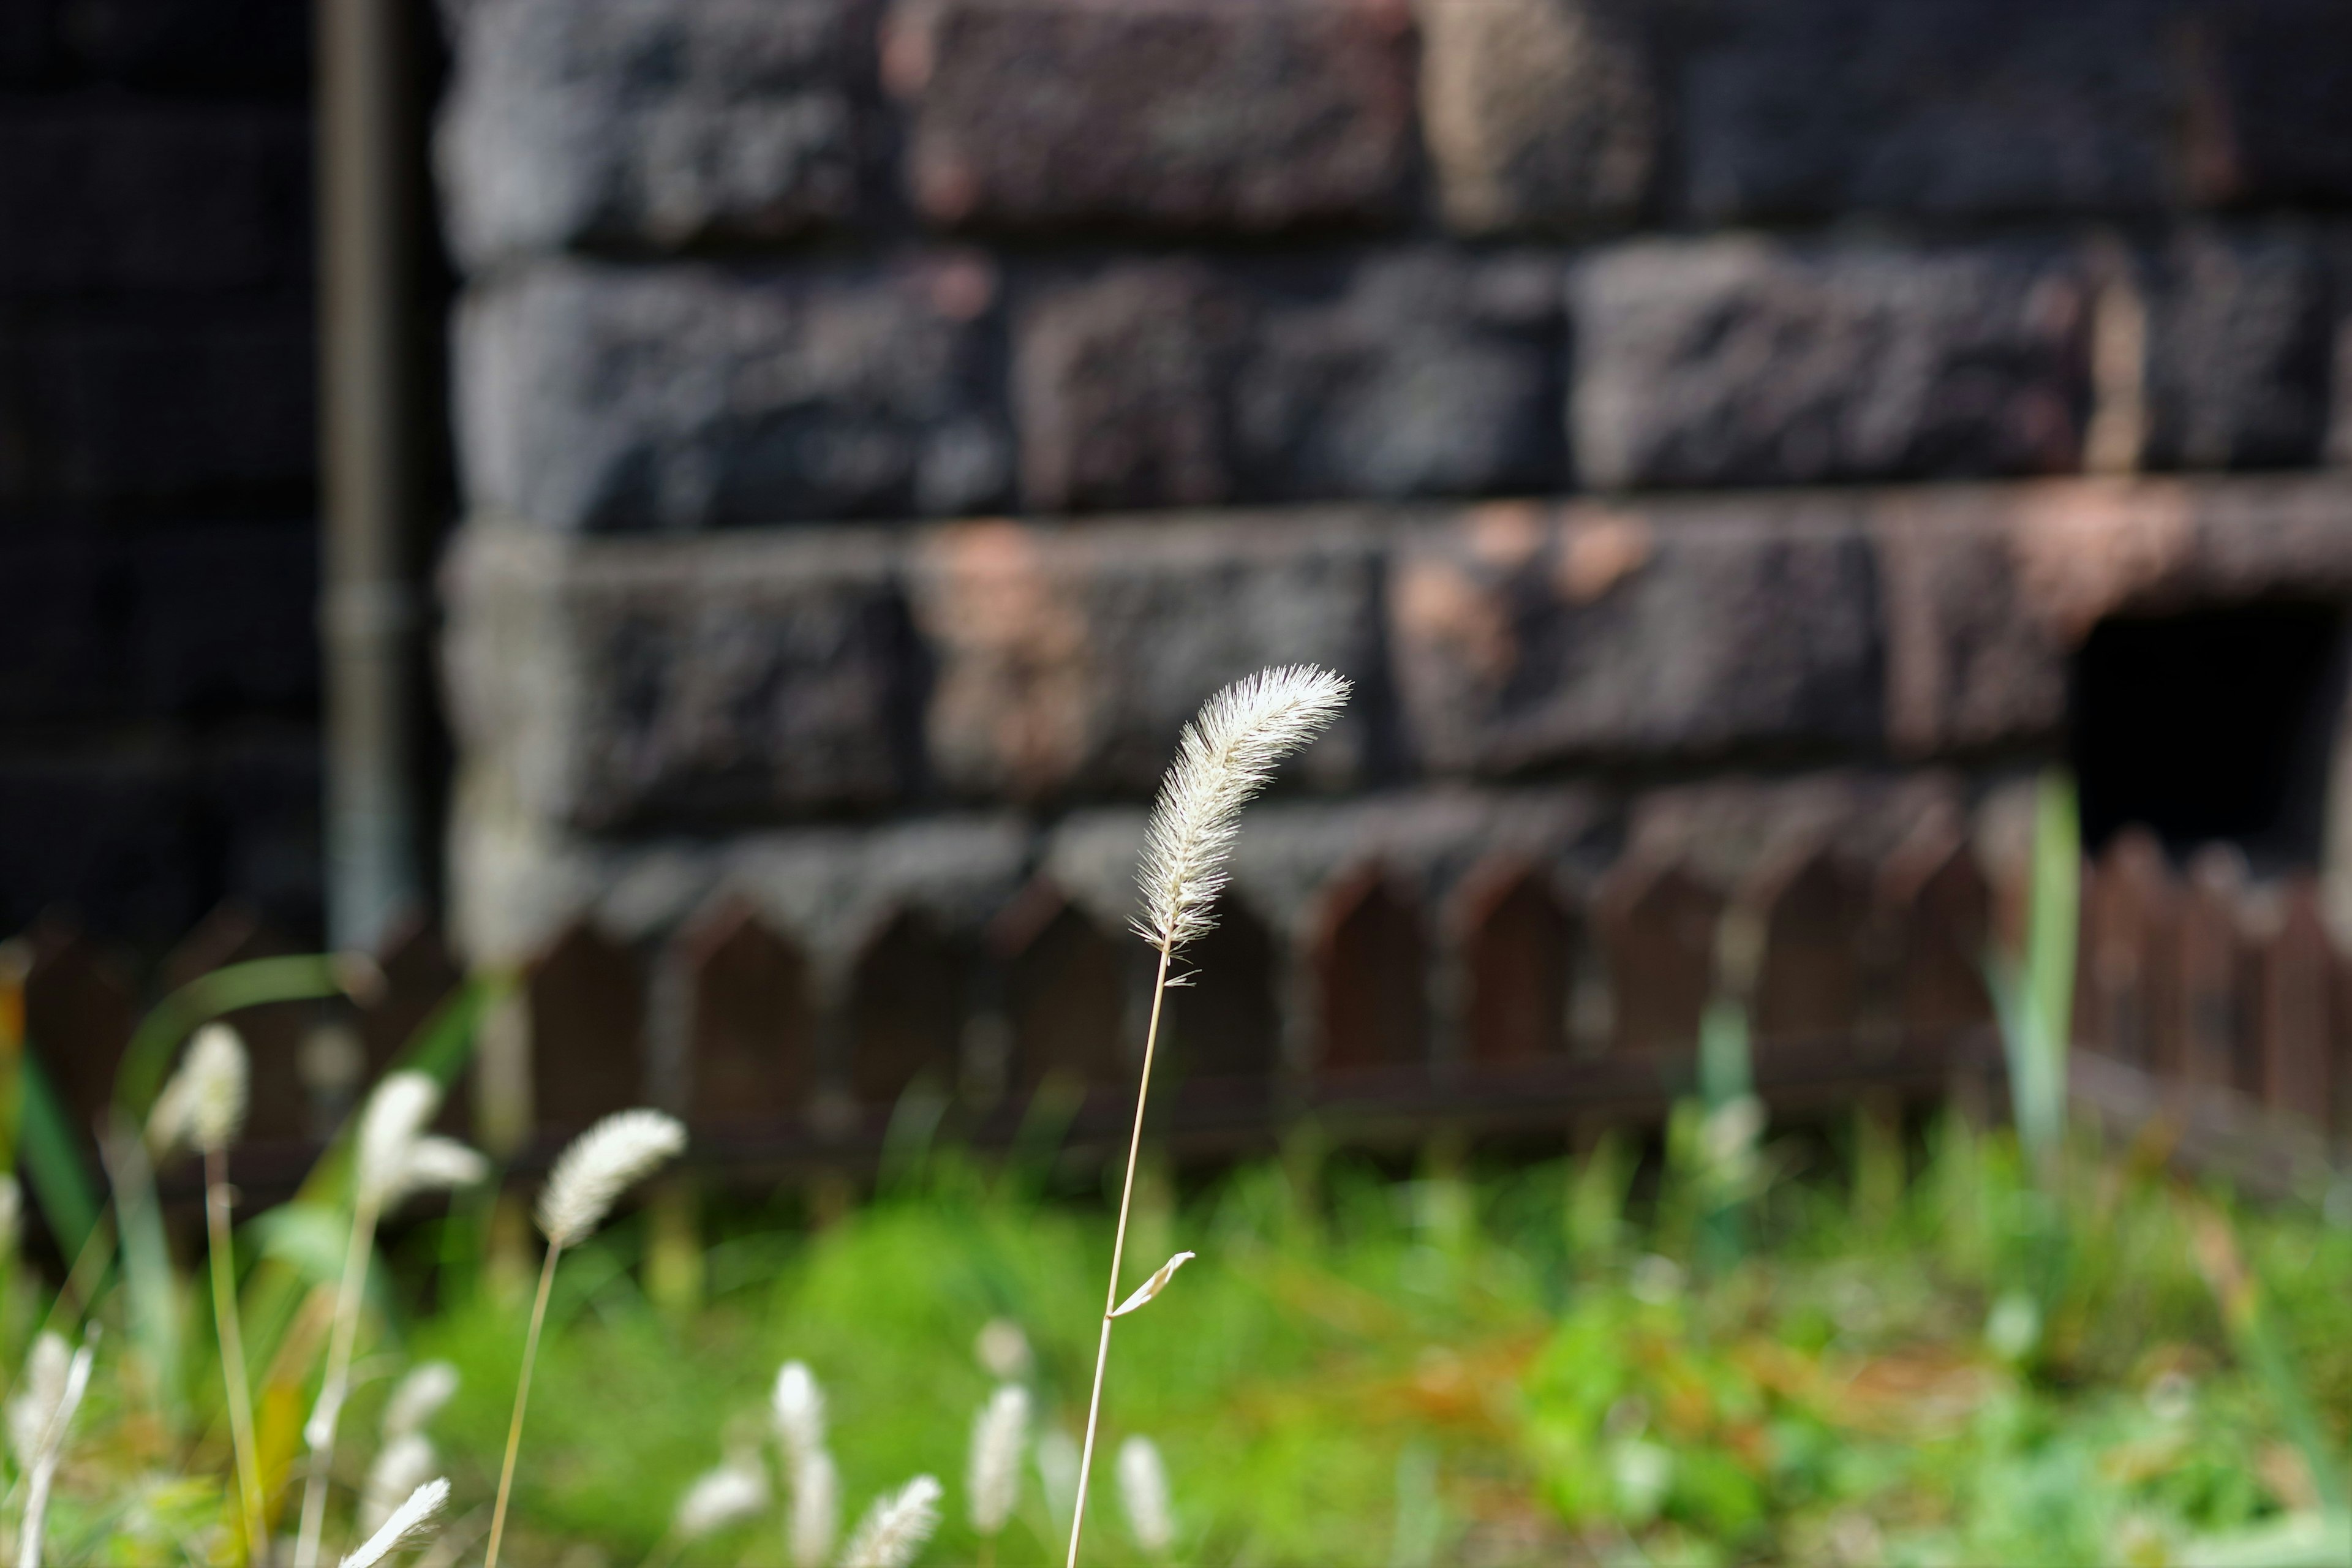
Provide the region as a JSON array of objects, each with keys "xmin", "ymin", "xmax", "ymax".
[
  {"xmin": 293, "ymin": 1192, "xmax": 382, "ymax": 1568},
  {"xmin": 1068, "ymin": 944, "xmax": 1172, "ymax": 1568},
  {"xmin": 206, "ymin": 1147, "xmax": 268, "ymax": 1566},
  {"xmin": 484, "ymin": 1240, "xmax": 562, "ymax": 1568}
]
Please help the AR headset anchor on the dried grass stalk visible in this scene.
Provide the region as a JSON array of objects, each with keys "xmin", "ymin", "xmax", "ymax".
[{"xmin": 1071, "ymin": 665, "xmax": 1349, "ymax": 1567}]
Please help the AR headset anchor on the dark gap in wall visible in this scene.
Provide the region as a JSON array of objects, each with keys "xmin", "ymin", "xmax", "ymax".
[{"xmin": 2071, "ymin": 601, "xmax": 2347, "ymax": 873}]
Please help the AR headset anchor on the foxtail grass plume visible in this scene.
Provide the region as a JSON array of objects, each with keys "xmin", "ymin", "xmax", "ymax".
[
  {"xmin": 356, "ymin": 1074, "xmax": 489, "ymax": 1210},
  {"xmin": 339, "ymin": 1476, "xmax": 449, "ymax": 1568},
  {"xmin": 1035, "ymin": 1428, "xmax": 1080, "ymax": 1535},
  {"xmin": 361, "ymin": 1434, "xmax": 438, "ymax": 1536},
  {"xmin": 1135, "ymin": 664, "xmax": 1351, "ymax": 956},
  {"xmin": 537, "ymin": 1108, "xmax": 687, "ymax": 1248},
  {"xmin": 148, "ymin": 1022, "xmax": 249, "ymax": 1154},
  {"xmin": 967, "ymin": 1384, "xmax": 1030, "ymax": 1537},
  {"xmin": 676, "ymin": 1453, "xmax": 771, "ymax": 1540},
  {"xmin": 1117, "ymin": 1436, "xmax": 1175, "ymax": 1557},
  {"xmin": 840, "ymin": 1475, "xmax": 943, "ymax": 1568},
  {"xmin": 14, "ymin": 1332, "xmax": 94, "ymax": 1568},
  {"xmin": 1109, "ymin": 1251, "xmax": 1194, "ymax": 1318},
  {"xmin": 382, "ymin": 1361, "xmax": 460, "ymax": 1441},
  {"xmin": 787, "ymin": 1447, "xmax": 839, "ymax": 1568},
  {"xmin": 973, "ymin": 1317, "xmax": 1033, "ymax": 1382},
  {"xmin": 772, "ymin": 1359, "xmax": 826, "ymax": 1461}
]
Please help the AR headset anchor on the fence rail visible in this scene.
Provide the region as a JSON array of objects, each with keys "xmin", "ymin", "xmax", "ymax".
[{"xmin": 9, "ymin": 824, "xmax": 2348, "ymax": 1204}]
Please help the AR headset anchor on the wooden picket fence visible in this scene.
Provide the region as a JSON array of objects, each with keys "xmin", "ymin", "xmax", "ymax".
[{"xmin": 7, "ymin": 824, "xmax": 2348, "ymax": 1208}]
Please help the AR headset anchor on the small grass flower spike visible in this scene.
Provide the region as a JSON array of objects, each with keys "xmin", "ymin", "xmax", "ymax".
[
  {"xmin": 774, "ymin": 1360, "xmax": 838, "ymax": 1568},
  {"xmin": 297, "ymin": 1075, "xmax": 488, "ymax": 1567},
  {"xmin": 484, "ymin": 1108, "xmax": 686, "ymax": 1568},
  {"xmin": 10, "ymin": 1329, "xmax": 94, "ymax": 1568},
  {"xmin": 152, "ymin": 1022, "xmax": 268, "ymax": 1561},
  {"xmin": 338, "ymin": 1476, "xmax": 450, "ymax": 1568},
  {"xmin": 840, "ymin": 1475, "xmax": 943, "ymax": 1568},
  {"xmin": 1070, "ymin": 664, "xmax": 1349, "ymax": 1566},
  {"xmin": 1117, "ymin": 1436, "xmax": 1175, "ymax": 1559},
  {"xmin": 967, "ymin": 1383, "xmax": 1030, "ymax": 1559}
]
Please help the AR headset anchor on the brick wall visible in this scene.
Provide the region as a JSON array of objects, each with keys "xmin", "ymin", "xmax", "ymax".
[
  {"xmin": 0, "ymin": 0, "xmax": 322, "ymax": 944},
  {"xmin": 436, "ymin": 0, "xmax": 2352, "ymax": 977}
]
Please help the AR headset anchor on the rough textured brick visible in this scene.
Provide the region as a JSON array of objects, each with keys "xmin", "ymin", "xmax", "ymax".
[
  {"xmin": 888, "ymin": 0, "xmax": 1419, "ymax": 233},
  {"xmin": 49, "ymin": 0, "xmax": 311, "ymax": 95},
  {"xmin": 442, "ymin": 522, "xmax": 922, "ymax": 833},
  {"xmin": 1569, "ymin": 238, "xmax": 2093, "ymax": 491},
  {"xmin": 0, "ymin": 102, "xmax": 310, "ymax": 293},
  {"xmin": 1415, "ymin": 0, "xmax": 1655, "ymax": 233},
  {"xmin": 1237, "ymin": 249, "xmax": 1566, "ymax": 502},
  {"xmin": 132, "ymin": 524, "xmax": 318, "ymax": 715},
  {"xmin": 1391, "ymin": 497, "xmax": 1884, "ymax": 772},
  {"xmin": 7, "ymin": 301, "xmax": 315, "ymax": 511},
  {"xmin": 438, "ymin": 0, "xmax": 866, "ymax": 265},
  {"xmin": 1677, "ymin": 0, "xmax": 2179, "ymax": 222},
  {"xmin": 2141, "ymin": 225, "xmax": 2332, "ymax": 472},
  {"xmin": 1014, "ymin": 262, "xmax": 1242, "ymax": 512},
  {"xmin": 455, "ymin": 256, "xmax": 1011, "ymax": 531},
  {"xmin": 910, "ymin": 513, "xmax": 1384, "ymax": 799},
  {"xmin": 2184, "ymin": 0, "xmax": 2352, "ymax": 207}
]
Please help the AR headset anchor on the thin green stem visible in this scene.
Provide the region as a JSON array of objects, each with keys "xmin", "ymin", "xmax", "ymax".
[
  {"xmin": 293, "ymin": 1193, "xmax": 380, "ymax": 1568},
  {"xmin": 1067, "ymin": 944, "xmax": 1172, "ymax": 1568},
  {"xmin": 485, "ymin": 1240, "xmax": 562, "ymax": 1568},
  {"xmin": 206, "ymin": 1147, "xmax": 268, "ymax": 1566}
]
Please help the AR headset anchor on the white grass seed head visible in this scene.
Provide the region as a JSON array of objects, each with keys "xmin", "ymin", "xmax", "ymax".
[
  {"xmin": 6, "ymin": 1333, "xmax": 68, "ymax": 1472},
  {"xmin": 356, "ymin": 1072, "xmax": 442, "ymax": 1205},
  {"xmin": 973, "ymin": 1317, "xmax": 1032, "ymax": 1382},
  {"xmin": 839, "ymin": 1475, "xmax": 943, "ymax": 1568},
  {"xmin": 535, "ymin": 1108, "xmax": 685, "ymax": 1249},
  {"xmin": 380, "ymin": 1361, "xmax": 460, "ymax": 1442},
  {"xmin": 1118, "ymin": 1434, "xmax": 1175, "ymax": 1556},
  {"xmin": 1136, "ymin": 665, "xmax": 1351, "ymax": 956},
  {"xmin": 148, "ymin": 1022, "xmax": 249, "ymax": 1155},
  {"xmin": 772, "ymin": 1360, "xmax": 825, "ymax": 1461},
  {"xmin": 674, "ymin": 1453, "xmax": 771, "ymax": 1540},
  {"xmin": 786, "ymin": 1446, "xmax": 838, "ymax": 1568},
  {"xmin": 361, "ymin": 1434, "xmax": 437, "ymax": 1536},
  {"xmin": 966, "ymin": 1383, "xmax": 1030, "ymax": 1537},
  {"xmin": 338, "ymin": 1476, "xmax": 449, "ymax": 1568}
]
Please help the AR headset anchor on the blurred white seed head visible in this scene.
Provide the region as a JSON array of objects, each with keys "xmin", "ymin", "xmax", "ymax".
[
  {"xmin": 772, "ymin": 1360, "xmax": 826, "ymax": 1462},
  {"xmin": 338, "ymin": 1476, "xmax": 448, "ymax": 1568},
  {"xmin": 839, "ymin": 1475, "xmax": 943, "ymax": 1568},
  {"xmin": 786, "ymin": 1446, "xmax": 838, "ymax": 1568},
  {"xmin": 1110, "ymin": 1250, "xmax": 1196, "ymax": 1318},
  {"xmin": 966, "ymin": 1384, "xmax": 1030, "ymax": 1537},
  {"xmin": 0, "ymin": 1174, "xmax": 20, "ymax": 1258},
  {"xmin": 380, "ymin": 1361, "xmax": 460, "ymax": 1442},
  {"xmin": 535, "ymin": 1109, "xmax": 685, "ymax": 1248},
  {"xmin": 381, "ymin": 1137, "xmax": 490, "ymax": 1209},
  {"xmin": 148, "ymin": 1023, "xmax": 249, "ymax": 1155},
  {"xmin": 7, "ymin": 1333, "xmax": 69, "ymax": 1471},
  {"xmin": 361, "ymin": 1434, "xmax": 437, "ymax": 1536},
  {"xmin": 1136, "ymin": 665, "xmax": 1351, "ymax": 955},
  {"xmin": 1035, "ymin": 1427, "xmax": 1080, "ymax": 1535},
  {"xmin": 674, "ymin": 1453, "xmax": 771, "ymax": 1540},
  {"xmin": 973, "ymin": 1317, "xmax": 1032, "ymax": 1382},
  {"xmin": 356, "ymin": 1073, "xmax": 441, "ymax": 1205},
  {"xmin": 1118, "ymin": 1435, "xmax": 1175, "ymax": 1556}
]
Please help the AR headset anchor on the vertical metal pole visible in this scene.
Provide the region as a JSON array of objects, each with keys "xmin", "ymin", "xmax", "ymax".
[{"xmin": 317, "ymin": 0, "xmax": 423, "ymax": 952}]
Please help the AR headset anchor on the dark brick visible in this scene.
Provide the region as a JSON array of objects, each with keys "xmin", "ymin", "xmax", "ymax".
[
  {"xmin": 0, "ymin": 533, "xmax": 126, "ymax": 722},
  {"xmin": 1569, "ymin": 238, "xmax": 2093, "ymax": 491},
  {"xmin": 2183, "ymin": 0, "xmax": 2352, "ymax": 207},
  {"xmin": 131, "ymin": 523, "xmax": 318, "ymax": 715},
  {"xmin": 199, "ymin": 729, "xmax": 322, "ymax": 935},
  {"xmin": 0, "ymin": 748, "xmax": 208, "ymax": 940},
  {"xmin": 1014, "ymin": 261, "xmax": 1240, "ymax": 512},
  {"xmin": 1676, "ymin": 0, "xmax": 2179, "ymax": 222},
  {"xmin": 51, "ymin": 0, "xmax": 311, "ymax": 95},
  {"xmin": 454, "ymin": 256, "xmax": 1011, "ymax": 531},
  {"xmin": 13, "ymin": 300, "xmax": 316, "ymax": 510},
  {"xmin": 888, "ymin": 0, "xmax": 1419, "ymax": 233},
  {"xmin": 0, "ymin": 100, "xmax": 311, "ymax": 293},
  {"xmin": 1391, "ymin": 497, "xmax": 1884, "ymax": 772},
  {"xmin": 1237, "ymin": 249, "xmax": 1566, "ymax": 502},
  {"xmin": 442, "ymin": 523, "xmax": 922, "ymax": 832},
  {"xmin": 911, "ymin": 513, "xmax": 1383, "ymax": 799},
  {"xmin": 1417, "ymin": 0, "xmax": 1655, "ymax": 233},
  {"xmin": 437, "ymin": 0, "xmax": 867, "ymax": 265},
  {"xmin": 2141, "ymin": 225, "xmax": 2332, "ymax": 472}
]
